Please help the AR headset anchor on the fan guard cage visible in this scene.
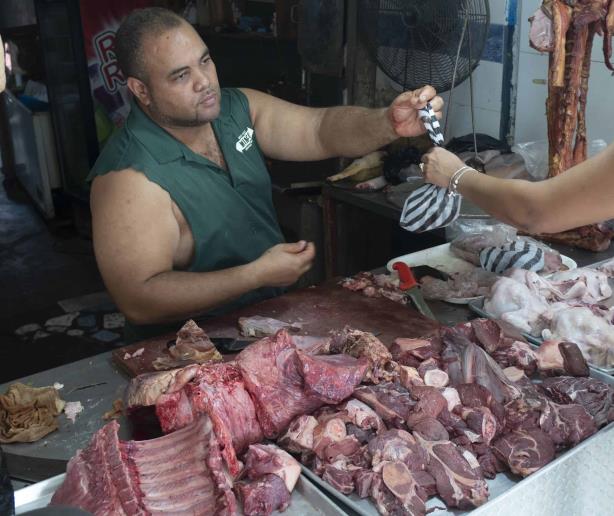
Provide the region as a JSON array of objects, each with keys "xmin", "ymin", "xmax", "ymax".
[{"xmin": 358, "ymin": 0, "xmax": 490, "ymax": 92}]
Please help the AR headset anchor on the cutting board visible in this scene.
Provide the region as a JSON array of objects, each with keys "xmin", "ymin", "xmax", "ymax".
[{"xmin": 112, "ymin": 282, "xmax": 440, "ymax": 377}]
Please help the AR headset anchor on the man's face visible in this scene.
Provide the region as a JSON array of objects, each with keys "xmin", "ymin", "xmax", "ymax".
[{"xmin": 138, "ymin": 23, "xmax": 221, "ymax": 127}]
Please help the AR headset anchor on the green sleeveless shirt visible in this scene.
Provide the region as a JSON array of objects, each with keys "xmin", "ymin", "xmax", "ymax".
[{"xmin": 88, "ymin": 88, "xmax": 285, "ymax": 342}]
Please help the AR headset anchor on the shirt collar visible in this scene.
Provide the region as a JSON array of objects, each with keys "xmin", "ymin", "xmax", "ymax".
[{"xmin": 126, "ymin": 98, "xmax": 185, "ymax": 164}]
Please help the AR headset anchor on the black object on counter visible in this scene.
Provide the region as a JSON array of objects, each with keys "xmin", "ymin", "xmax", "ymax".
[{"xmin": 1, "ymin": 446, "xmax": 14, "ymax": 516}]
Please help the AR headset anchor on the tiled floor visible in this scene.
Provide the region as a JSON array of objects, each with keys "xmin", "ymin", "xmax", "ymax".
[{"xmin": 0, "ymin": 174, "xmax": 123, "ymax": 383}]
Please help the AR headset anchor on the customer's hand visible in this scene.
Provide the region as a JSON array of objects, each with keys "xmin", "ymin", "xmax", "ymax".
[
  {"xmin": 421, "ymin": 147, "xmax": 466, "ymax": 188},
  {"xmin": 253, "ymin": 241, "xmax": 316, "ymax": 287}
]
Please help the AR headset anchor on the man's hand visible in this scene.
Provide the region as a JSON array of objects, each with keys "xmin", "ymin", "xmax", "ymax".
[
  {"xmin": 387, "ymin": 85, "xmax": 443, "ymax": 138},
  {"xmin": 253, "ymin": 241, "xmax": 316, "ymax": 287}
]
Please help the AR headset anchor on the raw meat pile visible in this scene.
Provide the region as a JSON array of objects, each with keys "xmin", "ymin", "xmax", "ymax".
[
  {"xmin": 483, "ymin": 264, "xmax": 614, "ymax": 368},
  {"xmin": 277, "ymin": 320, "xmax": 612, "ymax": 515},
  {"xmin": 528, "ymin": 1, "xmax": 614, "ymax": 251},
  {"xmin": 51, "ymin": 317, "xmax": 613, "ymax": 516}
]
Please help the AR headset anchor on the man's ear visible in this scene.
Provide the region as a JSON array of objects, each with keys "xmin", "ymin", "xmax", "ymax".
[{"xmin": 127, "ymin": 77, "xmax": 150, "ymax": 106}]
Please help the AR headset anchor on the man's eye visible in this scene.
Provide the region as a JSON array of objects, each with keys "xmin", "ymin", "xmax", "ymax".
[
  {"xmin": 201, "ymin": 57, "xmax": 210, "ymax": 65},
  {"xmin": 176, "ymin": 72, "xmax": 187, "ymax": 81}
]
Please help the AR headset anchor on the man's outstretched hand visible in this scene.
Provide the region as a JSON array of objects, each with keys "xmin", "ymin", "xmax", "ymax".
[{"xmin": 387, "ymin": 85, "xmax": 443, "ymax": 138}]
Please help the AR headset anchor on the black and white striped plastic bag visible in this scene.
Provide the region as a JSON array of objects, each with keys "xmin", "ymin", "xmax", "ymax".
[
  {"xmin": 399, "ymin": 102, "xmax": 461, "ymax": 233},
  {"xmin": 479, "ymin": 240, "xmax": 545, "ymax": 274}
]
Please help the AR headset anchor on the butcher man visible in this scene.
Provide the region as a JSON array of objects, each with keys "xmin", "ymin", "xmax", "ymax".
[{"xmin": 89, "ymin": 7, "xmax": 443, "ymax": 342}]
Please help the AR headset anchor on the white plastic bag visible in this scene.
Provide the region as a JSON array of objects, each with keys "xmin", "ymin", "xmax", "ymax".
[{"xmin": 512, "ymin": 139, "xmax": 608, "ymax": 181}]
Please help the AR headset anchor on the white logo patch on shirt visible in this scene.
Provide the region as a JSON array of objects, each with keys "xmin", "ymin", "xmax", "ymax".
[{"xmin": 236, "ymin": 127, "xmax": 254, "ymax": 153}]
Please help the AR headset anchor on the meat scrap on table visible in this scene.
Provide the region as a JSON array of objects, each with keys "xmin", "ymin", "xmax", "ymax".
[{"xmin": 52, "ymin": 319, "xmax": 612, "ymax": 516}]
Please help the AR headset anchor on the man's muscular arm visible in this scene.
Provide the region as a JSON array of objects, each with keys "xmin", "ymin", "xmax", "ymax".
[{"xmin": 90, "ymin": 169, "xmax": 314, "ymax": 325}]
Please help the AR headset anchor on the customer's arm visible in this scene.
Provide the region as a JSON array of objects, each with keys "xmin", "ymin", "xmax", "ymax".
[
  {"xmin": 422, "ymin": 143, "xmax": 614, "ymax": 234},
  {"xmin": 241, "ymin": 86, "xmax": 443, "ymax": 161}
]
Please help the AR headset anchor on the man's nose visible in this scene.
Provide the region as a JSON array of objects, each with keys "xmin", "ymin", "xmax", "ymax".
[{"xmin": 193, "ymin": 68, "xmax": 210, "ymax": 91}]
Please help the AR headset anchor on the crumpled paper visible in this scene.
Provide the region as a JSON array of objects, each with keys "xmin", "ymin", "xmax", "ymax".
[{"xmin": 0, "ymin": 383, "xmax": 65, "ymax": 443}]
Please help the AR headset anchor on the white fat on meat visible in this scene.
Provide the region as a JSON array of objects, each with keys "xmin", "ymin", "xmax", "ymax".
[
  {"xmin": 544, "ymin": 307, "xmax": 614, "ymax": 368},
  {"xmin": 277, "ymin": 415, "xmax": 318, "ymax": 453},
  {"xmin": 484, "ymin": 277, "xmax": 550, "ymax": 334},
  {"xmin": 343, "ymin": 399, "xmax": 385, "ymax": 433},
  {"xmin": 441, "ymin": 387, "xmax": 462, "ymax": 412},
  {"xmin": 423, "ymin": 369, "xmax": 449, "ymax": 388}
]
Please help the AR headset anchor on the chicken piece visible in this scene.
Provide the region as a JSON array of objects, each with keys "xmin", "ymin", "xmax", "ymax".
[
  {"xmin": 545, "ymin": 307, "xmax": 614, "ymax": 367},
  {"xmin": 484, "ymin": 277, "xmax": 550, "ymax": 334}
]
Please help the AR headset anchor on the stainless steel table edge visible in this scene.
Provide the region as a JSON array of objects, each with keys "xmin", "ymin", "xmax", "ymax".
[{"xmin": 13, "ymin": 472, "xmax": 348, "ymax": 516}]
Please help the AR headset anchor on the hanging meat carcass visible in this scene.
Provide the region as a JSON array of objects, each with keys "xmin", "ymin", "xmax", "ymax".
[{"xmin": 528, "ymin": 0, "xmax": 614, "ymax": 252}]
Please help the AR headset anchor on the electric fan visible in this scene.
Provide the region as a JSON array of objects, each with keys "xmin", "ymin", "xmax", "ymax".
[{"xmin": 358, "ymin": 0, "xmax": 490, "ymax": 164}]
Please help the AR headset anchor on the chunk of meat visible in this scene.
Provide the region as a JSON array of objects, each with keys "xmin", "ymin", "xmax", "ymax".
[
  {"xmin": 182, "ymin": 363, "xmax": 263, "ymax": 476},
  {"xmin": 398, "ymin": 365, "xmax": 425, "ymax": 389},
  {"xmin": 343, "ymin": 398, "xmax": 386, "ymax": 433},
  {"xmin": 235, "ymin": 474, "xmax": 291, "ymax": 516},
  {"xmin": 535, "ymin": 340, "xmax": 589, "ymax": 377},
  {"xmin": 154, "ymin": 320, "xmax": 222, "ymax": 370},
  {"xmin": 236, "ymin": 330, "xmax": 323, "ymax": 438},
  {"xmin": 277, "ymin": 415, "xmax": 318, "ymax": 453},
  {"xmin": 492, "ymin": 429, "xmax": 555, "ymax": 477},
  {"xmin": 391, "ymin": 337, "xmax": 440, "ymax": 366},
  {"xmin": 243, "ymin": 444, "xmax": 300, "ymax": 493},
  {"xmin": 382, "ymin": 462, "xmax": 427, "ymax": 516},
  {"xmin": 442, "ymin": 329, "xmax": 521, "ymax": 404},
  {"xmin": 368, "ymin": 429, "xmax": 428, "ymax": 472},
  {"xmin": 414, "ymin": 433, "xmax": 489, "ymax": 509},
  {"xmin": 329, "ymin": 327, "xmax": 395, "ymax": 383},
  {"xmin": 406, "ymin": 386, "xmax": 448, "ymax": 428},
  {"xmin": 540, "ymin": 376, "xmax": 614, "ymax": 428},
  {"xmin": 312, "ymin": 417, "xmax": 347, "ymax": 460},
  {"xmin": 125, "ymin": 364, "xmax": 201, "ymax": 410},
  {"xmin": 413, "ymin": 417, "xmax": 450, "ymax": 441},
  {"xmin": 353, "ymin": 384, "xmax": 415, "ymax": 428},
  {"xmin": 539, "ymin": 400, "xmax": 597, "ymax": 447},
  {"xmin": 296, "ymin": 351, "xmax": 369, "ymax": 404}
]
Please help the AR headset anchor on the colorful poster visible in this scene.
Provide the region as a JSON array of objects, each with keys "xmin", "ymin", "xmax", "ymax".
[{"xmin": 79, "ymin": 0, "xmax": 151, "ymax": 147}]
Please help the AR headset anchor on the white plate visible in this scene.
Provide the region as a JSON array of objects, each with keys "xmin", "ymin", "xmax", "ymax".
[{"xmin": 387, "ymin": 243, "xmax": 577, "ymax": 305}]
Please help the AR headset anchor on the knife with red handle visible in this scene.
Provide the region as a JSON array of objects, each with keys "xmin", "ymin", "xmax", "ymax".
[{"xmin": 392, "ymin": 262, "xmax": 436, "ymax": 320}]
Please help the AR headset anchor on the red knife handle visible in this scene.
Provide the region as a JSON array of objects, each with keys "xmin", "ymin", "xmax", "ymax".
[{"xmin": 392, "ymin": 262, "xmax": 418, "ymax": 290}]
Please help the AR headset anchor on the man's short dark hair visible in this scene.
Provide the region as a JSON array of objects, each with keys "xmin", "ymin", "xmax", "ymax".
[{"xmin": 115, "ymin": 7, "xmax": 185, "ymax": 81}]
